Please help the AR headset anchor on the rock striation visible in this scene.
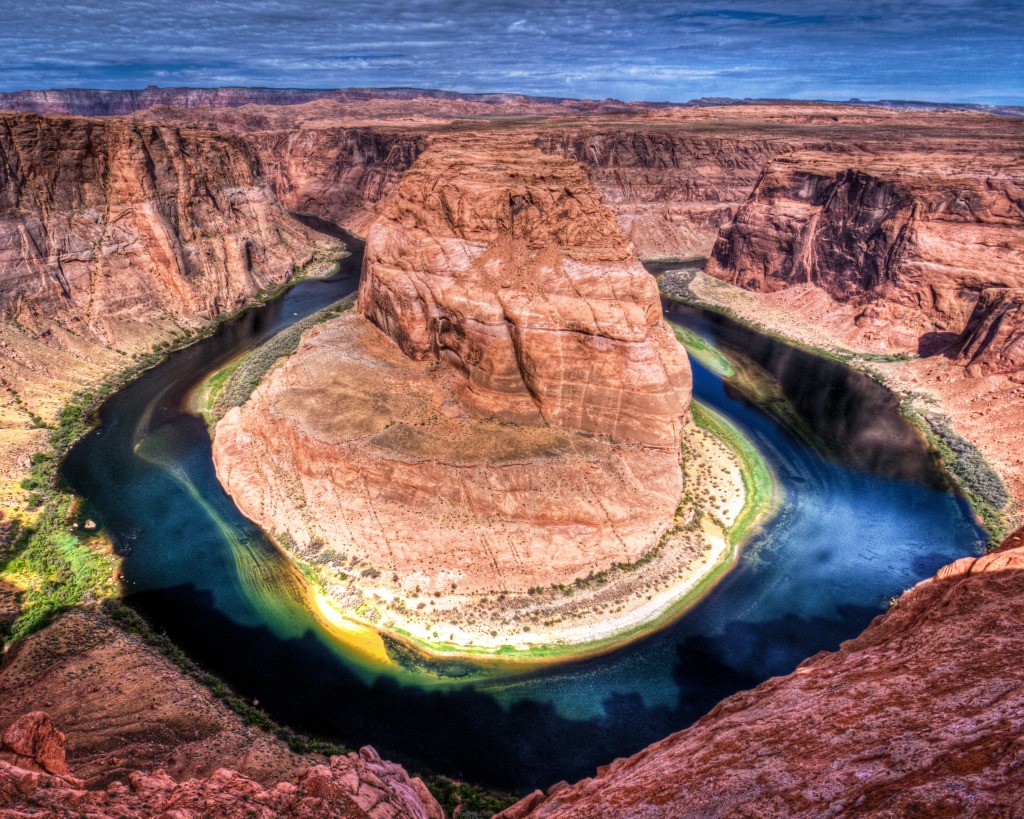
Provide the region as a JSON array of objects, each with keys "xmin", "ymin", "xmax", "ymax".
[
  {"xmin": 952, "ymin": 287, "xmax": 1024, "ymax": 375},
  {"xmin": 214, "ymin": 138, "xmax": 691, "ymax": 615},
  {"xmin": 0, "ymin": 112, "xmax": 332, "ymax": 343},
  {"xmin": 0, "ymin": 709, "xmax": 443, "ymax": 818},
  {"xmin": 499, "ymin": 528, "xmax": 1024, "ymax": 818},
  {"xmin": 706, "ymin": 147, "xmax": 1024, "ymax": 350}
]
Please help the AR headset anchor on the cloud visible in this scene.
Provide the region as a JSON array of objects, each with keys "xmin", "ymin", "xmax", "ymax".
[{"xmin": 0, "ymin": 0, "xmax": 1021, "ymax": 103}]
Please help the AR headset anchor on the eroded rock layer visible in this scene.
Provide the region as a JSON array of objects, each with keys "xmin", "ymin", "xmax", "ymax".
[
  {"xmin": 214, "ymin": 139, "xmax": 691, "ymax": 598},
  {"xmin": 500, "ymin": 528, "xmax": 1024, "ymax": 818},
  {"xmin": 953, "ymin": 287, "xmax": 1024, "ymax": 375},
  {"xmin": 706, "ymin": 146, "xmax": 1024, "ymax": 351}
]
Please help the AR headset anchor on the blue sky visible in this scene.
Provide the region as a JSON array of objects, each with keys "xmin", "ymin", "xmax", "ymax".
[{"xmin": 2, "ymin": 0, "xmax": 1022, "ymax": 104}]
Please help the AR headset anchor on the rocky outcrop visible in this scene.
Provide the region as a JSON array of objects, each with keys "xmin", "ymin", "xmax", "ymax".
[
  {"xmin": 0, "ymin": 712, "xmax": 69, "ymax": 776},
  {"xmin": 707, "ymin": 148, "xmax": 1024, "ymax": 349},
  {"xmin": 213, "ymin": 138, "xmax": 691, "ymax": 623},
  {"xmin": 0, "ymin": 710, "xmax": 443, "ymax": 818},
  {"xmin": 359, "ymin": 137, "xmax": 691, "ymax": 447},
  {"xmin": 952, "ymin": 287, "xmax": 1024, "ymax": 375},
  {"xmin": 500, "ymin": 528, "xmax": 1024, "ymax": 818}
]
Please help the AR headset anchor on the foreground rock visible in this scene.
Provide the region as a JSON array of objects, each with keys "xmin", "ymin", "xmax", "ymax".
[
  {"xmin": 500, "ymin": 528, "xmax": 1024, "ymax": 818},
  {"xmin": 0, "ymin": 709, "xmax": 443, "ymax": 818},
  {"xmin": 214, "ymin": 138, "xmax": 695, "ymax": 648}
]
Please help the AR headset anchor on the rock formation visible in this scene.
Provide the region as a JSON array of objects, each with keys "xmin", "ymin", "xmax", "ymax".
[
  {"xmin": 358, "ymin": 137, "xmax": 691, "ymax": 446},
  {"xmin": 706, "ymin": 146, "xmax": 1024, "ymax": 350},
  {"xmin": 499, "ymin": 527, "xmax": 1024, "ymax": 818},
  {"xmin": 952, "ymin": 287, "xmax": 1024, "ymax": 375},
  {"xmin": 0, "ymin": 709, "xmax": 443, "ymax": 818},
  {"xmin": 213, "ymin": 138, "xmax": 691, "ymax": 620},
  {"xmin": 0, "ymin": 112, "xmax": 333, "ymax": 343}
]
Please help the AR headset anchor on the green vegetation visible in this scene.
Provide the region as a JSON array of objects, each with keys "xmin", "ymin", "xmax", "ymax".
[
  {"xmin": 692, "ymin": 401, "xmax": 775, "ymax": 547},
  {"xmin": 422, "ymin": 775, "xmax": 518, "ymax": 818},
  {"xmin": 201, "ymin": 293, "xmax": 357, "ymax": 423},
  {"xmin": 902, "ymin": 404, "xmax": 1009, "ymax": 541},
  {"xmin": 0, "ymin": 498, "xmax": 117, "ymax": 645},
  {"xmin": 673, "ymin": 325, "xmax": 736, "ymax": 378}
]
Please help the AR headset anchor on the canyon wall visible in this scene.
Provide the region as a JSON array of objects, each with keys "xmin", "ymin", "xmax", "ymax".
[
  {"xmin": 500, "ymin": 527, "xmax": 1024, "ymax": 818},
  {"xmin": 253, "ymin": 127, "xmax": 427, "ymax": 236},
  {"xmin": 535, "ymin": 127, "xmax": 790, "ymax": 260},
  {"xmin": 706, "ymin": 147, "xmax": 1024, "ymax": 350},
  {"xmin": 0, "ymin": 112, "xmax": 331, "ymax": 342},
  {"xmin": 0, "ymin": 110, "xmax": 340, "ymax": 508}
]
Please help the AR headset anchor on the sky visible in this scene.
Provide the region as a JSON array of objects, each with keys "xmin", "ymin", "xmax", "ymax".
[{"xmin": 1, "ymin": 0, "xmax": 1022, "ymax": 104}]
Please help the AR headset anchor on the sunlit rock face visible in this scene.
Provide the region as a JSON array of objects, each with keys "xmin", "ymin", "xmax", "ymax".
[
  {"xmin": 214, "ymin": 138, "xmax": 691, "ymax": 597},
  {"xmin": 0, "ymin": 112, "xmax": 329, "ymax": 341},
  {"xmin": 705, "ymin": 148, "xmax": 1024, "ymax": 351},
  {"xmin": 359, "ymin": 136, "xmax": 692, "ymax": 448}
]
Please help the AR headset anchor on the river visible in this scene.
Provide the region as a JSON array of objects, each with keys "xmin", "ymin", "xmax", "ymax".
[{"xmin": 60, "ymin": 227, "xmax": 985, "ymax": 792}]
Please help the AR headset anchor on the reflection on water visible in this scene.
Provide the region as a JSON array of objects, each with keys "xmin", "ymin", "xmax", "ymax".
[{"xmin": 61, "ymin": 238, "xmax": 985, "ymax": 791}]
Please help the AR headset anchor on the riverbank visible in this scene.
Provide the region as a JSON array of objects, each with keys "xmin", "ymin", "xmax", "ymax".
[{"xmin": 660, "ymin": 269, "xmax": 1015, "ymax": 540}]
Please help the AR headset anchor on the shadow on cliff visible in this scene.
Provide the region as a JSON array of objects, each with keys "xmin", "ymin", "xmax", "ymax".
[
  {"xmin": 917, "ymin": 331, "xmax": 960, "ymax": 358},
  {"xmin": 121, "ymin": 585, "xmax": 879, "ymax": 793}
]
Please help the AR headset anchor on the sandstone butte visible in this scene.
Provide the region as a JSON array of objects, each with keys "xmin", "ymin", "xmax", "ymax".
[
  {"xmin": 3, "ymin": 91, "xmax": 1024, "ymax": 816},
  {"xmin": 211, "ymin": 137, "xmax": 694, "ymax": 647}
]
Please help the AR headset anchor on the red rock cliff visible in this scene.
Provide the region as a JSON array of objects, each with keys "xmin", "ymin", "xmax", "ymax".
[
  {"xmin": 358, "ymin": 136, "xmax": 691, "ymax": 448},
  {"xmin": 706, "ymin": 147, "xmax": 1024, "ymax": 348},
  {"xmin": 0, "ymin": 112, "xmax": 333, "ymax": 345}
]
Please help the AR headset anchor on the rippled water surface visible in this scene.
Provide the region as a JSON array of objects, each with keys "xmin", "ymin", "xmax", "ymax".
[{"xmin": 61, "ymin": 240, "xmax": 985, "ymax": 791}]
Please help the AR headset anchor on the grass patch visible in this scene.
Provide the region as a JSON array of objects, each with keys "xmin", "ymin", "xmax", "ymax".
[
  {"xmin": 692, "ymin": 401, "xmax": 775, "ymax": 546},
  {"xmin": 1, "ymin": 497, "xmax": 117, "ymax": 645},
  {"xmin": 422, "ymin": 775, "xmax": 518, "ymax": 818},
  {"xmin": 673, "ymin": 325, "xmax": 736, "ymax": 378}
]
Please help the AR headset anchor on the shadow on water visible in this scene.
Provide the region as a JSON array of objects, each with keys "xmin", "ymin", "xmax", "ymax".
[{"xmin": 60, "ymin": 233, "xmax": 986, "ymax": 792}]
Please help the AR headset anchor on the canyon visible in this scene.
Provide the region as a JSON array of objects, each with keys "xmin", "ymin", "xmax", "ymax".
[{"xmin": 2, "ymin": 88, "xmax": 1024, "ymax": 815}]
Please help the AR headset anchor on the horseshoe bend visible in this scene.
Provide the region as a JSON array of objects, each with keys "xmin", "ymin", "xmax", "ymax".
[{"xmin": 210, "ymin": 139, "xmax": 759, "ymax": 655}]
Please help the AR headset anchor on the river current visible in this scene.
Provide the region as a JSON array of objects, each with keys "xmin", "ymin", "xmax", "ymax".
[{"xmin": 61, "ymin": 226, "xmax": 985, "ymax": 791}]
